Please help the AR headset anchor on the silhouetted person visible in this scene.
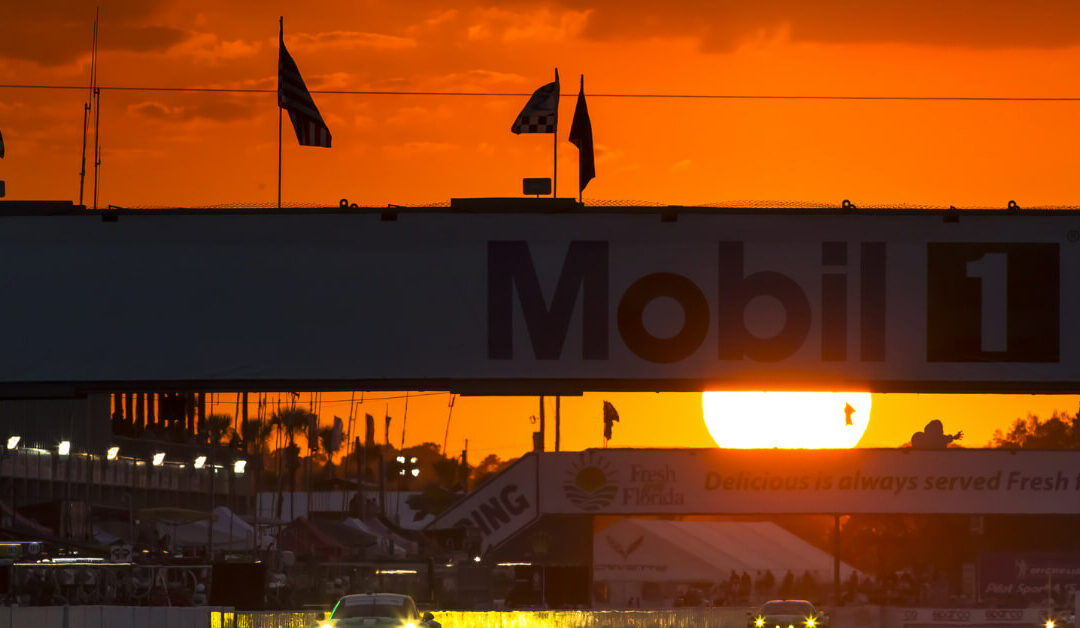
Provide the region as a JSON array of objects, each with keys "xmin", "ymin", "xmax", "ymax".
[{"xmin": 910, "ymin": 419, "xmax": 963, "ymax": 449}]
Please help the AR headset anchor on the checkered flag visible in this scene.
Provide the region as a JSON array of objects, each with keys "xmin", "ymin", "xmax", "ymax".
[{"xmin": 512, "ymin": 72, "xmax": 559, "ymax": 134}]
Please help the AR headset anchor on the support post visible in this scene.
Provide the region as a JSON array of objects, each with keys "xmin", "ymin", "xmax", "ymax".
[
  {"xmin": 834, "ymin": 514, "xmax": 841, "ymax": 608},
  {"xmin": 555, "ymin": 396, "xmax": 561, "ymax": 452},
  {"xmin": 538, "ymin": 396, "xmax": 545, "ymax": 452}
]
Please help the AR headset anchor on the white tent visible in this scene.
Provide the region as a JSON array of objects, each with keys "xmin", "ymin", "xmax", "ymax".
[
  {"xmin": 595, "ymin": 519, "xmax": 858, "ymax": 584},
  {"xmin": 160, "ymin": 506, "xmax": 270, "ymax": 551}
]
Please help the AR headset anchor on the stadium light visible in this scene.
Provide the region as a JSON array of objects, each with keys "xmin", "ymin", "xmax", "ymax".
[
  {"xmin": 193, "ymin": 456, "xmax": 206, "ymax": 469},
  {"xmin": 57, "ymin": 441, "xmax": 71, "ymax": 456},
  {"xmin": 106, "ymin": 446, "xmax": 119, "ymax": 460},
  {"xmin": 6, "ymin": 435, "xmax": 19, "ymax": 450},
  {"xmin": 152, "ymin": 452, "xmax": 165, "ymax": 466},
  {"xmin": 233, "ymin": 459, "xmax": 246, "ymax": 475}
]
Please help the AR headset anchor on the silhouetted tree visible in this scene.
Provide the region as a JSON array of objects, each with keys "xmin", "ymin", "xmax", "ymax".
[
  {"xmin": 206, "ymin": 413, "xmax": 233, "ymax": 447},
  {"xmin": 405, "ymin": 483, "xmax": 461, "ymax": 519},
  {"xmin": 990, "ymin": 410, "xmax": 1080, "ymax": 449},
  {"xmin": 270, "ymin": 407, "xmax": 313, "ymax": 519}
]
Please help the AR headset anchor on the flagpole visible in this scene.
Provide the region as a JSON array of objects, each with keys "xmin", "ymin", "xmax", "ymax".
[
  {"xmin": 277, "ymin": 16, "xmax": 283, "ymax": 210},
  {"xmin": 579, "ymin": 74, "xmax": 584, "ymax": 205},
  {"xmin": 277, "ymin": 107, "xmax": 282, "ymax": 209},
  {"xmin": 553, "ymin": 67, "xmax": 558, "ymax": 198}
]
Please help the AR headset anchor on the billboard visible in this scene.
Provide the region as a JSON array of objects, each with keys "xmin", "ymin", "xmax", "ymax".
[
  {"xmin": 977, "ymin": 553, "xmax": 1080, "ymax": 602},
  {"xmin": 0, "ymin": 204, "xmax": 1077, "ymax": 392},
  {"xmin": 539, "ymin": 449, "xmax": 1080, "ymax": 515}
]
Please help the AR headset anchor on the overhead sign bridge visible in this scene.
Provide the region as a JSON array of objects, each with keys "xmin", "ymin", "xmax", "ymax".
[
  {"xmin": 428, "ymin": 448, "xmax": 1080, "ymax": 554},
  {"xmin": 0, "ymin": 198, "xmax": 1075, "ymax": 395}
]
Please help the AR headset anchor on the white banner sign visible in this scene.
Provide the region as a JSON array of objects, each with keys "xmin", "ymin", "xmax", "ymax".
[
  {"xmin": 1, "ymin": 206, "xmax": 1078, "ymax": 391},
  {"xmin": 429, "ymin": 454, "xmax": 537, "ymax": 552},
  {"xmin": 539, "ymin": 449, "xmax": 1080, "ymax": 514}
]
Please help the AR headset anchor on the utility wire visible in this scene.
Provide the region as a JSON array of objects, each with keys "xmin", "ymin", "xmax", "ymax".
[{"xmin": 2, "ymin": 83, "xmax": 1080, "ymax": 101}]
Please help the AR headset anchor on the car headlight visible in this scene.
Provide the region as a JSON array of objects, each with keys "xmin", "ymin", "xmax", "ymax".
[
  {"xmin": 1045, "ymin": 620, "xmax": 1055, "ymax": 628},
  {"xmin": 755, "ymin": 618, "xmax": 765, "ymax": 627},
  {"xmin": 405, "ymin": 622, "xmax": 417, "ymax": 628},
  {"xmin": 806, "ymin": 617, "xmax": 817, "ymax": 628},
  {"xmin": 321, "ymin": 624, "xmax": 333, "ymax": 628}
]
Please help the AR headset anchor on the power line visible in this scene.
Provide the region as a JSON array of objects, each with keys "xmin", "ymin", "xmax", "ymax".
[{"xmin": 2, "ymin": 83, "xmax": 1080, "ymax": 101}]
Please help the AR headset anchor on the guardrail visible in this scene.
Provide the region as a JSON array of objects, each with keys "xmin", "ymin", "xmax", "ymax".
[
  {"xmin": 210, "ymin": 607, "xmax": 1059, "ymax": 628},
  {"xmin": 210, "ymin": 610, "xmax": 320, "ymax": 628},
  {"xmin": 210, "ymin": 609, "xmax": 751, "ymax": 628},
  {"xmin": 2, "ymin": 606, "xmax": 1051, "ymax": 628}
]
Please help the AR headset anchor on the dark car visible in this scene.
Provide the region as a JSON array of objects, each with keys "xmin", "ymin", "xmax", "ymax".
[
  {"xmin": 748, "ymin": 600, "xmax": 827, "ymax": 628},
  {"xmin": 320, "ymin": 593, "xmax": 421, "ymax": 628}
]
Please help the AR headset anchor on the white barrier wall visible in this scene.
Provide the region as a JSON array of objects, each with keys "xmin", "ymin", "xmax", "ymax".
[{"xmin": 0, "ymin": 606, "xmax": 211, "ymax": 628}]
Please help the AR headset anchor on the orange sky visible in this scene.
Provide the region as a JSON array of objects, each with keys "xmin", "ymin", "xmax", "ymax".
[
  {"xmin": 5, "ymin": 1, "xmax": 1080, "ymax": 461},
  {"xmin": 210, "ymin": 391, "xmax": 1080, "ymax": 463}
]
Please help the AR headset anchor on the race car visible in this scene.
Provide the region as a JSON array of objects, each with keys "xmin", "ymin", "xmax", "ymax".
[
  {"xmin": 748, "ymin": 600, "xmax": 828, "ymax": 628},
  {"xmin": 319, "ymin": 593, "xmax": 422, "ymax": 628}
]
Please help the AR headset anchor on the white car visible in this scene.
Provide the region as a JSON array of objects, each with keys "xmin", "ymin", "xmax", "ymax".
[{"xmin": 320, "ymin": 593, "xmax": 422, "ymax": 628}]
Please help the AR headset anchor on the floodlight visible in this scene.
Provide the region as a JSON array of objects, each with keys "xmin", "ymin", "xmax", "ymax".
[
  {"xmin": 106, "ymin": 446, "xmax": 119, "ymax": 460},
  {"xmin": 233, "ymin": 459, "xmax": 246, "ymax": 474},
  {"xmin": 396, "ymin": 456, "xmax": 405, "ymax": 464},
  {"xmin": 193, "ymin": 456, "xmax": 206, "ymax": 469},
  {"xmin": 152, "ymin": 452, "xmax": 165, "ymax": 466},
  {"xmin": 410, "ymin": 468, "xmax": 420, "ymax": 477},
  {"xmin": 58, "ymin": 441, "xmax": 71, "ymax": 456},
  {"xmin": 6, "ymin": 435, "xmax": 19, "ymax": 450}
]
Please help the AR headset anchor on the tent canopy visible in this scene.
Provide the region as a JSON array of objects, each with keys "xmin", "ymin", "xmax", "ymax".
[
  {"xmin": 594, "ymin": 520, "xmax": 858, "ymax": 583},
  {"xmin": 159, "ymin": 506, "xmax": 262, "ymax": 551}
]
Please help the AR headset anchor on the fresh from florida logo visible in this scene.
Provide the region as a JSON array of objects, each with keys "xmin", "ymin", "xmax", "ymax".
[{"xmin": 563, "ymin": 452, "xmax": 618, "ymax": 511}]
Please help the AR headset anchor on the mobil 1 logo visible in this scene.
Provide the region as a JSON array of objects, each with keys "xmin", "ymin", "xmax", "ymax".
[{"xmin": 926, "ymin": 243, "xmax": 1059, "ymax": 362}]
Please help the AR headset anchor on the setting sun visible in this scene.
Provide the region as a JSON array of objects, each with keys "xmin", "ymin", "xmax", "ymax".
[{"xmin": 702, "ymin": 391, "xmax": 871, "ymax": 449}]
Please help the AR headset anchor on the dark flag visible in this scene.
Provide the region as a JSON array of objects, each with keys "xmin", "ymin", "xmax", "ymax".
[
  {"xmin": 568, "ymin": 75, "xmax": 594, "ymax": 193},
  {"xmin": 512, "ymin": 71, "xmax": 559, "ymax": 134},
  {"xmin": 844, "ymin": 403, "xmax": 855, "ymax": 426},
  {"xmin": 0, "ymin": 127, "xmax": 5, "ymax": 159},
  {"xmin": 602, "ymin": 401, "xmax": 620, "ymax": 441},
  {"xmin": 278, "ymin": 18, "xmax": 331, "ymax": 147},
  {"xmin": 365, "ymin": 413, "xmax": 375, "ymax": 449}
]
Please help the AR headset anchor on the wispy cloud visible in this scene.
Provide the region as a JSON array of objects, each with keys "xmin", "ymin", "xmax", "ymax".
[{"xmin": 286, "ymin": 31, "xmax": 417, "ymax": 52}]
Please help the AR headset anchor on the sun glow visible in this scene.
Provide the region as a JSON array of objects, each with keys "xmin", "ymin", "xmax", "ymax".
[{"xmin": 702, "ymin": 391, "xmax": 871, "ymax": 448}]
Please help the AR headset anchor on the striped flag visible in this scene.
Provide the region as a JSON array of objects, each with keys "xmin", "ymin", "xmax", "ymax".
[
  {"xmin": 278, "ymin": 20, "xmax": 331, "ymax": 148},
  {"xmin": 512, "ymin": 71, "xmax": 559, "ymax": 134}
]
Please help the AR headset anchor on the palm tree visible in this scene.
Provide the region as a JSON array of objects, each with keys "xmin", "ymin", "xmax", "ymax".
[
  {"xmin": 206, "ymin": 413, "xmax": 233, "ymax": 447},
  {"xmin": 317, "ymin": 425, "xmax": 341, "ymax": 481},
  {"xmin": 269, "ymin": 407, "xmax": 313, "ymax": 520},
  {"xmin": 240, "ymin": 416, "xmax": 273, "ymax": 459},
  {"xmin": 240, "ymin": 415, "xmax": 273, "ymax": 520}
]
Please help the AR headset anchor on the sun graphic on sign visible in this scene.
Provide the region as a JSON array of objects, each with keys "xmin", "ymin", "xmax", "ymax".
[
  {"xmin": 563, "ymin": 453, "xmax": 619, "ymax": 511},
  {"xmin": 702, "ymin": 392, "xmax": 871, "ymax": 448}
]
